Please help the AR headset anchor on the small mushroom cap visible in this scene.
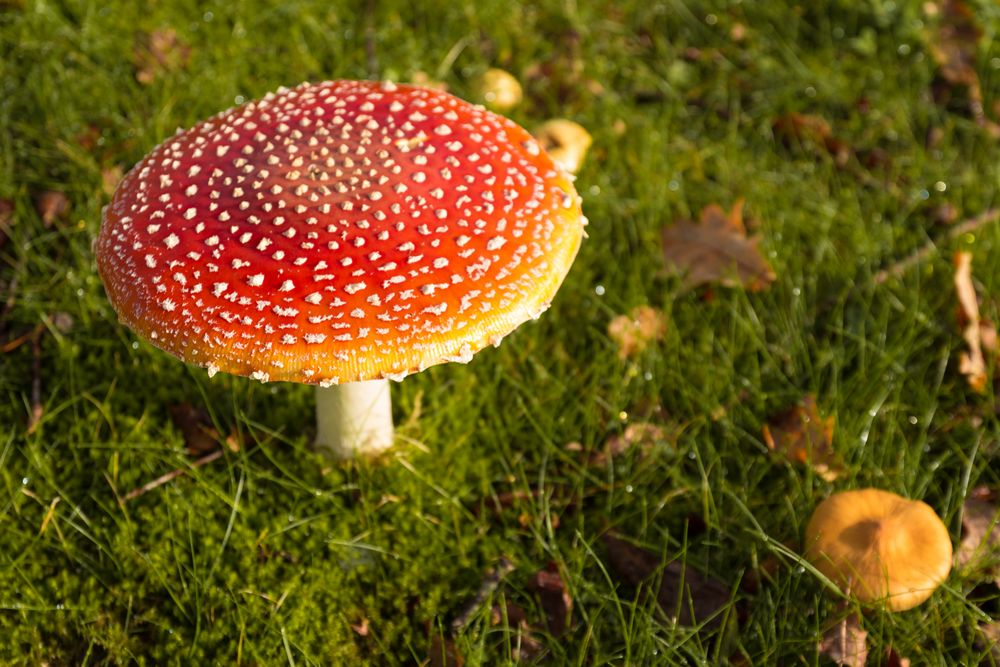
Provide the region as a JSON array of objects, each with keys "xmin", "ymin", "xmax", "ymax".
[
  {"xmin": 475, "ymin": 68, "xmax": 523, "ymax": 112},
  {"xmin": 804, "ymin": 488, "xmax": 952, "ymax": 611},
  {"xmin": 533, "ymin": 119, "xmax": 592, "ymax": 175},
  {"xmin": 96, "ymin": 80, "xmax": 585, "ymax": 385}
]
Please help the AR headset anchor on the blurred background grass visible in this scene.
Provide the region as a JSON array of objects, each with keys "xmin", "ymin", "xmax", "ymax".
[{"xmin": 2, "ymin": 0, "xmax": 1000, "ymax": 663}]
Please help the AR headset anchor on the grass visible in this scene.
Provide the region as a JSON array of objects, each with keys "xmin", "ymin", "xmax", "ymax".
[{"xmin": 2, "ymin": 0, "xmax": 1000, "ymax": 663}]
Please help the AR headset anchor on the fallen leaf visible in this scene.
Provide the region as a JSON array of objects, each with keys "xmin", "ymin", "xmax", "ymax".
[
  {"xmin": 955, "ymin": 251, "xmax": 994, "ymax": 392},
  {"xmin": 133, "ymin": 28, "xmax": 191, "ymax": 85},
  {"xmin": 661, "ymin": 199, "xmax": 775, "ymax": 292},
  {"xmin": 930, "ymin": 202, "xmax": 960, "ymax": 226},
  {"xmin": 350, "ymin": 617, "xmax": 369, "ymax": 636},
  {"xmin": 979, "ymin": 621, "xmax": 1000, "ymax": 662},
  {"xmin": 603, "ymin": 533, "xmax": 730, "ymax": 627},
  {"xmin": 926, "ymin": 0, "xmax": 999, "ymax": 134},
  {"xmin": 762, "ymin": 395, "xmax": 842, "ymax": 482},
  {"xmin": 884, "ymin": 646, "xmax": 912, "ymax": 667},
  {"xmin": 168, "ymin": 403, "xmax": 237, "ymax": 455},
  {"xmin": 527, "ymin": 566, "xmax": 572, "ymax": 637},
  {"xmin": 487, "ymin": 601, "xmax": 544, "ymax": 662},
  {"xmin": 599, "ymin": 421, "xmax": 673, "ymax": 464},
  {"xmin": 607, "ymin": 306, "xmax": 667, "ymax": 359},
  {"xmin": 34, "ymin": 191, "xmax": 68, "ymax": 228},
  {"xmin": 956, "ymin": 486, "xmax": 1000, "ymax": 582},
  {"xmin": 428, "ymin": 635, "xmax": 464, "ymax": 667},
  {"xmin": 490, "ymin": 601, "xmax": 527, "ymax": 627},
  {"xmin": 818, "ymin": 614, "xmax": 868, "ymax": 667},
  {"xmin": 533, "ymin": 119, "xmax": 592, "ymax": 174},
  {"xmin": 772, "ymin": 113, "xmax": 852, "ymax": 167}
]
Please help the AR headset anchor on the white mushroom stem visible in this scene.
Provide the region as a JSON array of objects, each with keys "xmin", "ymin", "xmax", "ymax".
[{"xmin": 315, "ymin": 379, "xmax": 394, "ymax": 458}]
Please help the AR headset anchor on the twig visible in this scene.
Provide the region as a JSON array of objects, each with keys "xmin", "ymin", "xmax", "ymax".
[
  {"xmin": 2, "ymin": 322, "xmax": 43, "ymax": 353},
  {"xmin": 26, "ymin": 328, "xmax": 43, "ymax": 433},
  {"xmin": 874, "ymin": 209, "xmax": 1000, "ymax": 285},
  {"xmin": 451, "ymin": 557, "xmax": 515, "ymax": 632},
  {"xmin": 123, "ymin": 449, "xmax": 224, "ymax": 501}
]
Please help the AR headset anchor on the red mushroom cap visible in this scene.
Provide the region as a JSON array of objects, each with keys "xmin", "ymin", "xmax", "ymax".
[{"xmin": 96, "ymin": 80, "xmax": 585, "ymax": 384}]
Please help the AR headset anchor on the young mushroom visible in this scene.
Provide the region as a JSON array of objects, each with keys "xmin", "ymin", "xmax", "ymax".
[
  {"xmin": 96, "ymin": 80, "xmax": 586, "ymax": 458},
  {"xmin": 804, "ymin": 488, "xmax": 953, "ymax": 611}
]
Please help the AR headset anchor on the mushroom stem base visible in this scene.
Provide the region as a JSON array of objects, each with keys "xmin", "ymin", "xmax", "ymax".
[{"xmin": 315, "ymin": 380, "xmax": 394, "ymax": 458}]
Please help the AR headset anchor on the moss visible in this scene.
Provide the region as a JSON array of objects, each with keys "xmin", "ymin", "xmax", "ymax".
[{"xmin": 2, "ymin": 0, "xmax": 1000, "ymax": 663}]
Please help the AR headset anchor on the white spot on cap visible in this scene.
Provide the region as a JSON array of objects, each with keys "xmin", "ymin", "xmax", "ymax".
[
  {"xmin": 247, "ymin": 274, "xmax": 264, "ymax": 287},
  {"xmin": 164, "ymin": 233, "xmax": 180, "ymax": 248}
]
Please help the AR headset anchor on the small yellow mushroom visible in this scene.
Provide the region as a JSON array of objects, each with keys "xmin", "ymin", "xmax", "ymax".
[
  {"xmin": 475, "ymin": 68, "xmax": 523, "ymax": 112},
  {"xmin": 533, "ymin": 119, "xmax": 592, "ymax": 175},
  {"xmin": 804, "ymin": 488, "xmax": 952, "ymax": 611}
]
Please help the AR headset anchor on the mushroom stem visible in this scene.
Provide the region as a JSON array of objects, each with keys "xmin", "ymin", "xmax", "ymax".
[{"xmin": 315, "ymin": 379, "xmax": 394, "ymax": 458}]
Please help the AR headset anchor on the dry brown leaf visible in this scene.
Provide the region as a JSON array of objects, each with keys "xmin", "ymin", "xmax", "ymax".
[
  {"xmin": 34, "ymin": 191, "xmax": 68, "ymax": 228},
  {"xmin": 603, "ymin": 533, "xmax": 730, "ymax": 628},
  {"xmin": 607, "ymin": 306, "xmax": 667, "ymax": 359},
  {"xmin": 350, "ymin": 617, "xmax": 370, "ymax": 637},
  {"xmin": 772, "ymin": 113, "xmax": 852, "ymax": 167},
  {"xmin": 490, "ymin": 601, "xmax": 528, "ymax": 628},
  {"xmin": 488, "ymin": 601, "xmax": 545, "ymax": 662},
  {"xmin": 661, "ymin": 199, "xmax": 775, "ymax": 292},
  {"xmin": 600, "ymin": 421, "xmax": 673, "ymax": 465},
  {"xmin": 979, "ymin": 621, "xmax": 1000, "ymax": 662},
  {"xmin": 884, "ymin": 646, "xmax": 912, "ymax": 667},
  {"xmin": 927, "ymin": 0, "xmax": 997, "ymax": 134},
  {"xmin": 818, "ymin": 614, "xmax": 868, "ymax": 667},
  {"xmin": 527, "ymin": 567, "xmax": 572, "ymax": 637},
  {"xmin": 427, "ymin": 635, "xmax": 464, "ymax": 667},
  {"xmin": 955, "ymin": 251, "xmax": 994, "ymax": 392},
  {"xmin": 762, "ymin": 395, "xmax": 842, "ymax": 482},
  {"xmin": 133, "ymin": 28, "xmax": 191, "ymax": 85},
  {"xmin": 956, "ymin": 486, "xmax": 1000, "ymax": 582},
  {"xmin": 168, "ymin": 403, "xmax": 238, "ymax": 456}
]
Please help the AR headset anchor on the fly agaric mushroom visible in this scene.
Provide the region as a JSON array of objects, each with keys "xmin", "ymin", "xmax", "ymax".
[
  {"xmin": 804, "ymin": 488, "xmax": 953, "ymax": 611},
  {"xmin": 96, "ymin": 80, "xmax": 585, "ymax": 457}
]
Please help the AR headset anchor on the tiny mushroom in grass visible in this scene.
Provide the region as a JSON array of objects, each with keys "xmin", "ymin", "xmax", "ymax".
[
  {"xmin": 804, "ymin": 488, "xmax": 953, "ymax": 611},
  {"xmin": 96, "ymin": 80, "xmax": 586, "ymax": 458},
  {"xmin": 533, "ymin": 120, "xmax": 592, "ymax": 175},
  {"xmin": 475, "ymin": 68, "xmax": 523, "ymax": 112}
]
